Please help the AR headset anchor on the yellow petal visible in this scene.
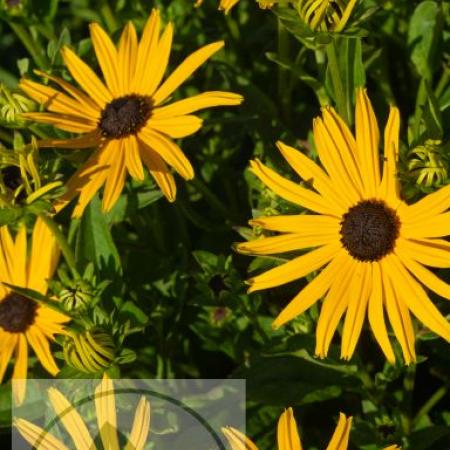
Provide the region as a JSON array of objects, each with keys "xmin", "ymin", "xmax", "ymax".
[
  {"xmin": 61, "ymin": 46, "xmax": 112, "ymax": 108},
  {"xmin": 313, "ymin": 117, "xmax": 361, "ymax": 206},
  {"xmin": 152, "ymin": 41, "xmax": 225, "ymax": 105},
  {"xmin": 402, "ymin": 212, "xmax": 450, "ymax": 239},
  {"xmin": 12, "ymin": 334, "xmax": 28, "ymax": 405},
  {"xmin": 325, "ymin": 413, "xmax": 352, "ymax": 450},
  {"xmin": 102, "ymin": 140, "xmax": 127, "ymax": 212},
  {"xmin": 276, "ymin": 141, "xmax": 347, "ymax": 212},
  {"xmin": 401, "ymin": 184, "xmax": 450, "ymax": 224},
  {"xmin": 222, "ymin": 427, "xmax": 259, "ymax": 450},
  {"xmin": 367, "ymin": 262, "xmax": 395, "ymax": 363},
  {"xmin": 397, "ymin": 252, "xmax": 450, "ymax": 300},
  {"xmin": 385, "ymin": 255, "xmax": 450, "ymax": 341},
  {"xmin": 380, "ymin": 261, "xmax": 416, "ymax": 364},
  {"xmin": 396, "ymin": 238, "xmax": 450, "ymax": 268},
  {"xmin": 37, "ymin": 131, "xmax": 101, "ymax": 149},
  {"xmin": 13, "ymin": 224, "xmax": 27, "ymax": 287},
  {"xmin": 95, "ymin": 374, "xmax": 120, "ymax": 450},
  {"xmin": 274, "ymin": 250, "xmax": 349, "ymax": 329},
  {"xmin": 355, "ymin": 88, "xmax": 380, "ymax": 197},
  {"xmin": 378, "ymin": 106, "xmax": 400, "ymax": 205},
  {"xmin": 152, "ymin": 91, "xmax": 243, "ymax": 118},
  {"xmin": 249, "ymin": 214, "xmax": 340, "ymax": 234},
  {"xmin": 0, "ymin": 332, "xmax": 17, "ymax": 383},
  {"xmin": 124, "ymin": 397, "xmax": 151, "ymax": 450},
  {"xmin": 48, "ymin": 387, "xmax": 95, "ymax": 450},
  {"xmin": 124, "ymin": 135, "xmax": 145, "ymax": 180},
  {"xmin": 22, "ymin": 112, "xmax": 97, "ymax": 133},
  {"xmin": 89, "ymin": 22, "xmax": 120, "ymax": 95},
  {"xmin": 249, "ymin": 159, "xmax": 340, "ymax": 216},
  {"xmin": 147, "ymin": 115, "xmax": 203, "ymax": 138},
  {"xmin": 26, "ymin": 327, "xmax": 59, "ymax": 376},
  {"xmin": 34, "ymin": 69, "xmax": 100, "ymax": 117},
  {"xmin": 145, "ymin": 23, "xmax": 173, "ymax": 96},
  {"xmin": 277, "ymin": 408, "xmax": 303, "ymax": 450},
  {"xmin": 139, "ymin": 128, "xmax": 194, "ymax": 180},
  {"xmin": 14, "ymin": 418, "xmax": 70, "ymax": 450},
  {"xmin": 133, "ymin": 9, "xmax": 161, "ymax": 94},
  {"xmin": 139, "ymin": 142, "xmax": 177, "ymax": 201},
  {"xmin": 117, "ymin": 21, "xmax": 138, "ymax": 94},
  {"xmin": 238, "ymin": 232, "xmax": 338, "ymax": 255},
  {"xmin": 248, "ymin": 242, "xmax": 341, "ymax": 293},
  {"xmin": 27, "ymin": 217, "xmax": 59, "ymax": 294},
  {"xmin": 315, "ymin": 257, "xmax": 356, "ymax": 358},
  {"xmin": 19, "ymin": 79, "xmax": 98, "ymax": 121}
]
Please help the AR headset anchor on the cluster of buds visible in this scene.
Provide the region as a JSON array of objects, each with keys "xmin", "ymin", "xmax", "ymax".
[
  {"xmin": 0, "ymin": 84, "xmax": 35, "ymax": 127},
  {"xmin": 0, "ymin": 137, "xmax": 62, "ymax": 211}
]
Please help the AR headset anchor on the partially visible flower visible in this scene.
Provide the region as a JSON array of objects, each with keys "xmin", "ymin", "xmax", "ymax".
[
  {"xmin": 223, "ymin": 407, "xmax": 400, "ymax": 450},
  {"xmin": 196, "ymin": 0, "xmax": 273, "ymax": 15},
  {"xmin": 408, "ymin": 140, "xmax": 447, "ymax": 187},
  {"xmin": 20, "ymin": 9, "xmax": 243, "ymax": 217},
  {"xmin": 0, "ymin": 138, "xmax": 62, "ymax": 209},
  {"xmin": 297, "ymin": 0, "xmax": 358, "ymax": 32},
  {"xmin": 0, "ymin": 218, "xmax": 70, "ymax": 404},
  {"xmin": 14, "ymin": 374, "xmax": 151, "ymax": 450}
]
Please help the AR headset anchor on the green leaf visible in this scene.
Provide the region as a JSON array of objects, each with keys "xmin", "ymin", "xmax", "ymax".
[
  {"xmin": 0, "ymin": 208, "xmax": 22, "ymax": 226},
  {"xmin": 422, "ymin": 82, "xmax": 443, "ymax": 139},
  {"xmin": 409, "ymin": 426, "xmax": 450, "ymax": 450},
  {"xmin": 75, "ymin": 195, "xmax": 122, "ymax": 275},
  {"xmin": 408, "ymin": 1, "xmax": 443, "ymax": 80},
  {"xmin": 272, "ymin": 6, "xmax": 315, "ymax": 41},
  {"xmin": 233, "ymin": 354, "xmax": 358, "ymax": 406}
]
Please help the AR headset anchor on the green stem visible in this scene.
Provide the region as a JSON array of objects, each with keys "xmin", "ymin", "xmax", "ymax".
[
  {"xmin": 39, "ymin": 214, "xmax": 80, "ymax": 279},
  {"xmin": 400, "ymin": 364, "xmax": 416, "ymax": 436},
  {"xmin": 277, "ymin": 8, "xmax": 291, "ymax": 123},
  {"xmin": 8, "ymin": 22, "xmax": 48, "ymax": 69},
  {"xmin": 413, "ymin": 79, "xmax": 427, "ymax": 142},
  {"xmin": 414, "ymin": 385, "xmax": 447, "ymax": 426},
  {"xmin": 326, "ymin": 39, "xmax": 350, "ymax": 124},
  {"xmin": 99, "ymin": 0, "xmax": 119, "ymax": 33}
]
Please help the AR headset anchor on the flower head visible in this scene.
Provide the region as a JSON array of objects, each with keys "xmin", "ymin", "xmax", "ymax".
[
  {"xmin": 238, "ymin": 89, "xmax": 450, "ymax": 364},
  {"xmin": 0, "ymin": 218, "xmax": 69, "ymax": 404},
  {"xmin": 14, "ymin": 374, "xmax": 151, "ymax": 450},
  {"xmin": 223, "ymin": 407, "xmax": 399, "ymax": 449},
  {"xmin": 20, "ymin": 9, "xmax": 243, "ymax": 217}
]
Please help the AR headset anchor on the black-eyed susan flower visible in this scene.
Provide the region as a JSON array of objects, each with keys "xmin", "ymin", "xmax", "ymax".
[
  {"xmin": 0, "ymin": 218, "xmax": 69, "ymax": 404},
  {"xmin": 14, "ymin": 374, "xmax": 151, "ymax": 450},
  {"xmin": 223, "ymin": 407, "xmax": 399, "ymax": 450},
  {"xmin": 237, "ymin": 89, "xmax": 450, "ymax": 364},
  {"xmin": 20, "ymin": 9, "xmax": 243, "ymax": 217}
]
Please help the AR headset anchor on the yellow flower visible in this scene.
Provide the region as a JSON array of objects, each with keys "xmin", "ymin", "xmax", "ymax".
[
  {"xmin": 223, "ymin": 407, "xmax": 400, "ymax": 450},
  {"xmin": 238, "ymin": 89, "xmax": 450, "ymax": 364},
  {"xmin": 298, "ymin": 0, "xmax": 358, "ymax": 32},
  {"xmin": 14, "ymin": 374, "xmax": 151, "ymax": 450},
  {"xmin": 217, "ymin": 0, "xmax": 273, "ymax": 14},
  {"xmin": 20, "ymin": 9, "xmax": 243, "ymax": 217},
  {"xmin": 0, "ymin": 218, "xmax": 69, "ymax": 404}
]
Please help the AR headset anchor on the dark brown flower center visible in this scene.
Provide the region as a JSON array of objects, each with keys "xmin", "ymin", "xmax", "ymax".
[
  {"xmin": 99, "ymin": 95, "xmax": 152, "ymax": 139},
  {"xmin": 0, "ymin": 293, "xmax": 38, "ymax": 333},
  {"xmin": 340, "ymin": 199, "xmax": 400, "ymax": 262}
]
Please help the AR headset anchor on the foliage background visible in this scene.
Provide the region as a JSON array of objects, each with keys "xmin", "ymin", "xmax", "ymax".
[{"xmin": 0, "ymin": 0, "xmax": 449, "ymax": 448}]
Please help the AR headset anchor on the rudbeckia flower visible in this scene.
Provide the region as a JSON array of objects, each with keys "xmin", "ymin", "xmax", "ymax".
[
  {"xmin": 20, "ymin": 9, "xmax": 243, "ymax": 217},
  {"xmin": 0, "ymin": 218, "xmax": 69, "ymax": 404},
  {"xmin": 223, "ymin": 407, "xmax": 400, "ymax": 450},
  {"xmin": 14, "ymin": 374, "xmax": 151, "ymax": 449},
  {"xmin": 238, "ymin": 89, "xmax": 450, "ymax": 364}
]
